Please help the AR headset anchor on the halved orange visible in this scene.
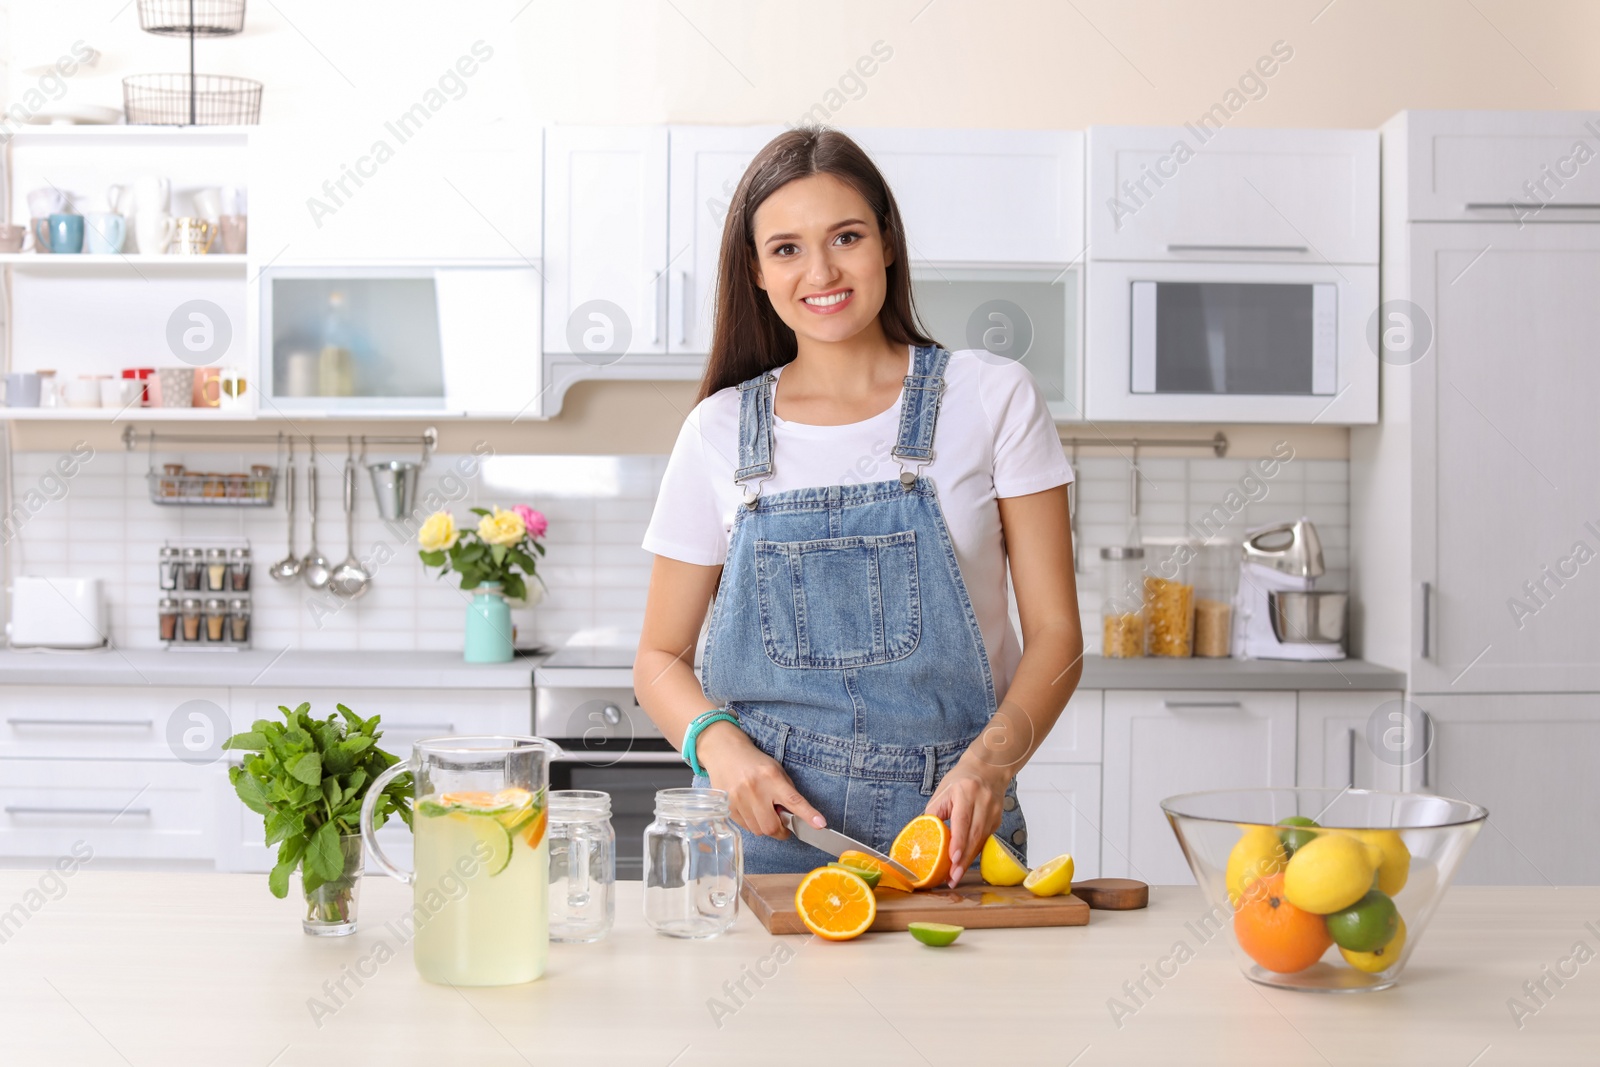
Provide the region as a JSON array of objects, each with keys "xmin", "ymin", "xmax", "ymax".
[
  {"xmin": 890, "ymin": 814, "xmax": 952, "ymax": 889},
  {"xmin": 795, "ymin": 866, "xmax": 878, "ymax": 941},
  {"xmin": 838, "ymin": 850, "xmax": 915, "ymax": 894}
]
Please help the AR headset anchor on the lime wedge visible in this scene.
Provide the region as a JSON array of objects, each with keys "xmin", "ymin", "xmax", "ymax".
[
  {"xmin": 908, "ymin": 922, "xmax": 964, "ymax": 947},
  {"xmin": 457, "ymin": 814, "xmax": 513, "ymax": 876},
  {"xmin": 829, "ymin": 862, "xmax": 881, "ymax": 889}
]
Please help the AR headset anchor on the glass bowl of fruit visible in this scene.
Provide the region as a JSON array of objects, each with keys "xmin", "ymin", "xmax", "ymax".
[{"xmin": 1160, "ymin": 787, "xmax": 1487, "ymax": 993}]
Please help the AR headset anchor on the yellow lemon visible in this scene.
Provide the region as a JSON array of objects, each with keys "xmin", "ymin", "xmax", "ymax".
[
  {"xmin": 1340, "ymin": 915, "xmax": 1407, "ymax": 973},
  {"xmin": 1226, "ymin": 825, "xmax": 1288, "ymax": 906},
  {"xmin": 979, "ymin": 835, "xmax": 1029, "ymax": 887},
  {"xmin": 1023, "ymin": 853, "xmax": 1075, "ymax": 897},
  {"xmin": 1283, "ymin": 833, "xmax": 1380, "ymax": 914},
  {"xmin": 1349, "ymin": 829, "xmax": 1411, "ymax": 896}
]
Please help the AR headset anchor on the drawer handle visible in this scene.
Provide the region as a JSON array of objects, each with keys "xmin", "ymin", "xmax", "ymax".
[
  {"xmin": 1165, "ymin": 243, "xmax": 1308, "ymax": 254},
  {"xmin": 7, "ymin": 718, "xmax": 155, "ymax": 729},
  {"xmin": 1162, "ymin": 700, "xmax": 1244, "ymax": 711},
  {"xmin": 5, "ymin": 806, "xmax": 153, "ymax": 818},
  {"xmin": 1464, "ymin": 201, "xmax": 1600, "ymax": 210}
]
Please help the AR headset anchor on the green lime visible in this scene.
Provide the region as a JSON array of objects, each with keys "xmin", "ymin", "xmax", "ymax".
[
  {"xmin": 459, "ymin": 814, "xmax": 513, "ymax": 876},
  {"xmin": 908, "ymin": 922, "xmax": 964, "ymax": 947},
  {"xmin": 1277, "ymin": 816, "xmax": 1320, "ymax": 857},
  {"xmin": 829, "ymin": 862, "xmax": 881, "ymax": 889},
  {"xmin": 1325, "ymin": 890, "xmax": 1399, "ymax": 952}
]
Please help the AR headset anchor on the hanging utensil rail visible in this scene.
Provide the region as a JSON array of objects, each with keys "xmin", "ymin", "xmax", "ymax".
[
  {"xmin": 1056, "ymin": 431, "xmax": 1228, "ymax": 457},
  {"xmin": 122, "ymin": 426, "xmax": 438, "ymax": 458}
]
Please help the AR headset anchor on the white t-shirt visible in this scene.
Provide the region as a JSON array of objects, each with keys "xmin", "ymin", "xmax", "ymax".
[{"xmin": 643, "ymin": 347, "xmax": 1073, "ymax": 693}]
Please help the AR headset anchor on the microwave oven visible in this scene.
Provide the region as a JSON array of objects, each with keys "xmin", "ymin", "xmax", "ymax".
[{"xmin": 1085, "ymin": 260, "xmax": 1377, "ymax": 423}]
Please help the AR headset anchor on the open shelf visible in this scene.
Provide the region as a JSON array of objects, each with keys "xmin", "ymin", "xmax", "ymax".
[
  {"xmin": 0, "ymin": 407, "xmax": 259, "ymax": 421},
  {"xmin": 0, "ymin": 254, "xmax": 248, "ymax": 268}
]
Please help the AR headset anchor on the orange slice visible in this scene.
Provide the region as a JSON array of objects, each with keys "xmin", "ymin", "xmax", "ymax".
[
  {"xmin": 890, "ymin": 815, "xmax": 952, "ymax": 889},
  {"xmin": 837, "ymin": 850, "xmax": 915, "ymax": 894},
  {"xmin": 519, "ymin": 806, "xmax": 548, "ymax": 850},
  {"xmin": 795, "ymin": 866, "xmax": 878, "ymax": 941}
]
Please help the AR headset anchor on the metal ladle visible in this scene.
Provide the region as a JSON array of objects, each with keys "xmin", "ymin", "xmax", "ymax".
[
  {"xmin": 330, "ymin": 450, "xmax": 372, "ymax": 599},
  {"xmin": 301, "ymin": 455, "xmax": 334, "ymax": 590},
  {"xmin": 269, "ymin": 441, "xmax": 304, "ymax": 583}
]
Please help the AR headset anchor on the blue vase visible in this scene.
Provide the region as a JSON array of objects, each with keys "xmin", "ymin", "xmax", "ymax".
[{"xmin": 463, "ymin": 582, "xmax": 514, "ymax": 663}]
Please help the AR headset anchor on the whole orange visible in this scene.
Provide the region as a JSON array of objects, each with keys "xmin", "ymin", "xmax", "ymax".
[{"xmin": 1232, "ymin": 873, "xmax": 1333, "ymax": 973}]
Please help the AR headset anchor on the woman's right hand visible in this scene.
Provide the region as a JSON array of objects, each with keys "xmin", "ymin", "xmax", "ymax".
[{"xmin": 695, "ymin": 719, "xmax": 826, "ymax": 838}]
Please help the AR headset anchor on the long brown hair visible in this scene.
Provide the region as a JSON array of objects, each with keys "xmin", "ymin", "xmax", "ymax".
[{"xmin": 697, "ymin": 127, "xmax": 935, "ymax": 402}]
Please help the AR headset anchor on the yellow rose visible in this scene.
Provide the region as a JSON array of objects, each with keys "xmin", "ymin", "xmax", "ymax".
[
  {"xmin": 418, "ymin": 511, "xmax": 459, "ymax": 552},
  {"xmin": 477, "ymin": 507, "xmax": 526, "ymax": 546}
]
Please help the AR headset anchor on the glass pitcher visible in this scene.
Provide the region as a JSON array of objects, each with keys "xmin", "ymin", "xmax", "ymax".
[{"xmin": 361, "ymin": 735, "xmax": 561, "ymax": 986}]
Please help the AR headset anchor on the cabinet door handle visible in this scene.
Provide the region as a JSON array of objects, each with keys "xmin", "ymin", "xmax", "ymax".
[
  {"xmin": 675, "ymin": 269, "xmax": 690, "ymax": 347},
  {"xmin": 1162, "ymin": 700, "xmax": 1244, "ymax": 711},
  {"xmin": 1464, "ymin": 201, "xmax": 1600, "ymax": 210},
  {"xmin": 1420, "ymin": 581, "xmax": 1433, "ymax": 660},
  {"xmin": 1346, "ymin": 727, "xmax": 1357, "ymax": 789},
  {"xmin": 1165, "ymin": 243, "xmax": 1309, "ymax": 254},
  {"xmin": 7, "ymin": 718, "xmax": 154, "ymax": 729},
  {"xmin": 647, "ymin": 270, "xmax": 664, "ymax": 346},
  {"xmin": 5, "ymin": 806, "xmax": 152, "ymax": 818}
]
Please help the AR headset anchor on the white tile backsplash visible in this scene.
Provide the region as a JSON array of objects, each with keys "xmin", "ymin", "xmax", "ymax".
[{"xmin": 6, "ymin": 446, "xmax": 1349, "ymax": 657}]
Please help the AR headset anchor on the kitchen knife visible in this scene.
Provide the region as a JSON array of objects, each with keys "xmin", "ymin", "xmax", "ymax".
[{"xmin": 777, "ymin": 811, "xmax": 919, "ymax": 883}]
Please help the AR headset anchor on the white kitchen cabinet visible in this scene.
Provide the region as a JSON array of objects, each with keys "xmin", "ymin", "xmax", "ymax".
[
  {"xmin": 0, "ymin": 687, "xmax": 233, "ymax": 761},
  {"xmin": 0, "ymin": 759, "xmax": 220, "ymax": 862},
  {"xmin": 846, "ymin": 129, "xmax": 1085, "ymax": 264},
  {"xmin": 1031, "ymin": 688, "xmax": 1103, "ymax": 763},
  {"xmin": 1102, "ymin": 690, "xmax": 1296, "ymax": 885},
  {"xmin": 1014, "ymin": 763, "xmax": 1101, "ymax": 879},
  {"xmin": 1086, "ymin": 127, "xmax": 1378, "ymax": 264},
  {"xmin": 1295, "ymin": 690, "xmax": 1406, "ymax": 792},
  {"xmin": 1389, "ymin": 110, "xmax": 1600, "ymax": 223},
  {"xmin": 1410, "ymin": 694, "xmax": 1600, "ymax": 886}
]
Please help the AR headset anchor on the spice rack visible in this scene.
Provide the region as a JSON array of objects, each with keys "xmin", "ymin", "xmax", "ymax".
[
  {"xmin": 148, "ymin": 466, "xmax": 277, "ymax": 506},
  {"xmin": 158, "ymin": 540, "xmax": 252, "ymax": 649}
]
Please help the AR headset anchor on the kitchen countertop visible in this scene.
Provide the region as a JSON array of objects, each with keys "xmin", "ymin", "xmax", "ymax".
[
  {"xmin": 0, "ymin": 873, "xmax": 1588, "ymax": 1064},
  {"xmin": 0, "ymin": 648, "xmax": 1405, "ymax": 691}
]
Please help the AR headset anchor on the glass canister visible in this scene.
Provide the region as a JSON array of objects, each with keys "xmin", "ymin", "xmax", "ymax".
[
  {"xmin": 1100, "ymin": 545, "xmax": 1146, "ymax": 658},
  {"xmin": 180, "ymin": 547, "xmax": 204, "ymax": 591},
  {"xmin": 229, "ymin": 546, "xmax": 252, "ymax": 591},
  {"xmin": 158, "ymin": 597, "xmax": 179, "ymax": 642},
  {"xmin": 548, "ymin": 790, "xmax": 616, "ymax": 943},
  {"xmin": 204, "ymin": 597, "xmax": 228, "ymax": 642},
  {"xmin": 643, "ymin": 787, "xmax": 741, "ymax": 939},
  {"xmin": 180, "ymin": 598, "xmax": 202, "ymax": 642},
  {"xmin": 158, "ymin": 546, "xmax": 179, "ymax": 590},
  {"xmin": 1193, "ymin": 541, "xmax": 1241, "ymax": 658},
  {"xmin": 1144, "ymin": 541, "xmax": 1196, "ymax": 657},
  {"xmin": 204, "ymin": 547, "xmax": 229, "ymax": 592},
  {"xmin": 228, "ymin": 598, "xmax": 251, "ymax": 643}
]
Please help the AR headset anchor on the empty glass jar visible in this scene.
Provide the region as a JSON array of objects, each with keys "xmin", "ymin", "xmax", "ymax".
[
  {"xmin": 548, "ymin": 790, "xmax": 616, "ymax": 943},
  {"xmin": 643, "ymin": 787, "xmax": 741, "ymax": 939}
]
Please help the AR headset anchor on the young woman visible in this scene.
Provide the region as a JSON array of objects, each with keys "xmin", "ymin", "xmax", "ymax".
[{"xmin": 636, "ymin": 128, "xmax": 1082, "ymax": 886}]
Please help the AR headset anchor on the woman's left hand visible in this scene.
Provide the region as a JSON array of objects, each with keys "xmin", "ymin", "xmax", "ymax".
[{"xmin": 923, "ymin": 756, "xmax": 1010, "ymax": 887}]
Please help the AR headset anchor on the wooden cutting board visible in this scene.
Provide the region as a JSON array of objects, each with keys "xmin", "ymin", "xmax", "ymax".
[{"xmin": 742, "ymin": 872, "xmax": 1090, "ymax": 934}]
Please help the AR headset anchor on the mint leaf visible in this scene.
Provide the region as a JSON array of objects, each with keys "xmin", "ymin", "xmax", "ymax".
[
  {"xmin": 268, "ymin": 859, "xmax": 293, "ymax": 899},
  {"xmin": 287, "ymin": 751, "xmax": 322, "ymax": 786},
  {"xmin": 222, "ymin": 731, "xmax": 268, "ymax": 751},
  {"xmin": 230, "ymin": 769, "xmax": 271, "ymax": 815},
  {"xmin": 264, "ymin": 808, "xmax": 302, "ymax": 846},
  {"xmin": 306, "ymin": 822, "xmax": 344, "ymax": 882}
]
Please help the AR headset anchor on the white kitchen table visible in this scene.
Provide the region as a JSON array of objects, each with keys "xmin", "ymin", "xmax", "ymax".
[{"xmin": 0, "ymin": 872, "xmax": 1591, "ymax": 1065}]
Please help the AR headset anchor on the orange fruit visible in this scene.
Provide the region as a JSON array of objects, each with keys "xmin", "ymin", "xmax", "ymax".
[
  {"xmin": 795, "ymin": 866, "xmax": 878, "ymax": 941},
  {"xmin": 838, "ymin": 850, "xmax": 915, "ymax": 894},
  {"xmin": 519, "ymin": 806, "xmax": 547, "ymax": 850},
  {"xmin": 1232, "ymin": 873, "xmax": 1333, "ymax": 974},
  {"xmin": 890, "ymin": 814, "xmax": 952, "ymax": 890}
]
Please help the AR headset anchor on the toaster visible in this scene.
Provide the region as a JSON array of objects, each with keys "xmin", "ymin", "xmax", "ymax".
[{"xmin": 6, "ymin": 576, "xmax": 108, "ymax": 649}]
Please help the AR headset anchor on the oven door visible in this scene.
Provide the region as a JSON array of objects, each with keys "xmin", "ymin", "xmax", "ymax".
[
  {"xmin": 550, "ymin": 742, "xmax": 692, "ymax": 880},
  {"xmin": 1086, "ymin": 259, "xmax": 1376, "ymax": 423}
]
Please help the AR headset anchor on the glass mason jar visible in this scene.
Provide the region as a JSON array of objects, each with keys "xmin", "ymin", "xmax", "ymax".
[
  {"xmin": 643, "ymin": 788, "xmax": 741, "ymax": 939},
  {"xmin": 548, "ymin": 790, "xmax": 616, "ymax": 943},
  {"xmin": 1100, "ymin": 545, "xmax": 1146, "ymax": 658}
]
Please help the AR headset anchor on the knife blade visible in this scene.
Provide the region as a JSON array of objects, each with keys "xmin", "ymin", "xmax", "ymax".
[{"xmin": 777, "ymin": 811, "xmax": 919, "ymax": 883}]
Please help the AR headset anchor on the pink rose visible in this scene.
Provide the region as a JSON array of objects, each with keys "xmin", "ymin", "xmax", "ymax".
[{"xmin": 513, "ymin": 504, "xmax": 548, "ymax": 539}]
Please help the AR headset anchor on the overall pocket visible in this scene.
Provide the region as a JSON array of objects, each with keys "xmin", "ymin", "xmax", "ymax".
[{"xmin": 754, "ymin": 531, "xmax": 921, "ymax": 669}]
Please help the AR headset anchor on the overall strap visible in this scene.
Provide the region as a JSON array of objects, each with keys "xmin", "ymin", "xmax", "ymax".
[
  {"xmin": 734, "ymin": 370, "xmax": 777, "ymax": 504},
  {"xmin": 890, "ymin": 345, "xmax": 950, "ymax": 482}
]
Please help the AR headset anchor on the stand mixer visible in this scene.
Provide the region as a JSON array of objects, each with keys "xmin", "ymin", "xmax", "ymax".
[{"xmin": 1234, "ymin": 518, "xmax": 1347, "ymax": 661}]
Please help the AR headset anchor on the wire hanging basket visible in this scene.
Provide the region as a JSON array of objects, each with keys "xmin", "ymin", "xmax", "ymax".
[
  {"xmin": 137, "ymin": 0, "xmax": 246, "ymax": 36},
  {"xmin": 123, "ymin": 73, "xmax": 262, "ymax": 125}
]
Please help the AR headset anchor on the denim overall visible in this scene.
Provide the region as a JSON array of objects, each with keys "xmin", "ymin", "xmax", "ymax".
[{"xmin": 698, "ymin": 345, "xmax": 1028, "ymax": 874}]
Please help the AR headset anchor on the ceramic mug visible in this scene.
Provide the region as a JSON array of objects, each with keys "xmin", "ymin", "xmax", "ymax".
[
  {"xmin": 218, "ymin": 368, "xmax": 248, "ymax": 410},
  {"xmin": 85, "ymin": 213, "xmax": 126, "ymax": 254},
  {"xmin": 30, "ymin": 217, "xmax": 53, "ymax": 254},
  {"xmin": 193, "ymin": 367, "xmax": 221, "ymax": 407},
  {"xmin": 2, "ymin": 372, "xmax": 42, "ymax": 408},
  {"xmin": 219, "ymin": 214, "xmax": 247, "ymax": 254},
  {"xmin": 122, "ymin": 368, "xmax": 154, "ymax": 407},
  {"xmin": 0, "ymin": 225, "xmax": 24, "ymax": 253},
  {"xmin": 157, "ymin": 367, "xmax": 194, "ymax": 408},
  {"xmin": 173, "ymin": 217, "xmax": 215, "ymax": 255},
  {"xmin": 135, "ymin": 212, "xmax": 174, "ymax": 255},
  {"xmin": 99, "ymin": 378, "xmax": 142, "ymax": 409},
  {"xmin": 62, "ymin": 378, "xmax": 102, "ymax": 409},
  {"xmin": 48, "ymin": 214, "xmax": 84, "ymax": 254},
  {"xmin": 192, "ymin": 187, "xmax": 222, "ymax": 221},
  {"xmin": 134, "ymin": 176, "xmax": 170, "ymax": 215}
]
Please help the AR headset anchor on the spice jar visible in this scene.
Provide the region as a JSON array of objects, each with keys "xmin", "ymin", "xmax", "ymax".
[
  {"xmin": 1193, "ymin": 541, "xmax": 1240, "ymax": 658},
  {"xmin": 180, "ymin": 598, "xmax": 202, "ymax": 642},
  {"xmin": 250, "ymin": 465, "xmax": 274, "ymax": 501},
  {"xmin": 204, "ymin": 598, "xmax": 227, "ymax": 642},
  {"xmin": 229, "ymin": 547, "xmax": 252, "ymax": 591},
  {"xmin": 158, "ymin": 597, "xmax": 179, "ymax": 642},
  {"xmin": 228, "ymin": 598, "xmax": 250, "ymax": 643},
  {"xmin": 643, "ymin": 788, "xmax": 741, "ymax": 939},
  {"xmin": 204, "ymin": 548, "xmax": 228, "ymax": 592},
  {"xmin": 159, "ymin": 546, "xmax": 179, "ymax": 590},
  {"xmin": 1100, "ymin": 546, "xmax": 1146, "ymax": 658},
  {"xmin": 1144, "ymin": 542, "xmax": 1196, "ymax": 658},
  {"xmin": 161, "ymin": 462, "xmax": 185, "ymax": 498},
  {"xmin": 180, "ymin": 548, "xmax": 204, "ymax": 590},
  {"xmin": 548, "ymin": 790, "xmax": 616, "ymax": 943}
]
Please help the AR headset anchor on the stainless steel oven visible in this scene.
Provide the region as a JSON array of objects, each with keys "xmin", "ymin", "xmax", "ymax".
[{"xmin": 535, "ymin": 643, "xmax": 692, "ymax": 880}]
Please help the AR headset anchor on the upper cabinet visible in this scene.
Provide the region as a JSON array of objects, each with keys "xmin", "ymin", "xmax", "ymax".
[
  {"xmin": 1087, "ymin": 127, "xmax": 1378, "ymax": 264},
  {"xmin": 1388, "ymin": 110, "xmax": 1600, "ymax": 223}
]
